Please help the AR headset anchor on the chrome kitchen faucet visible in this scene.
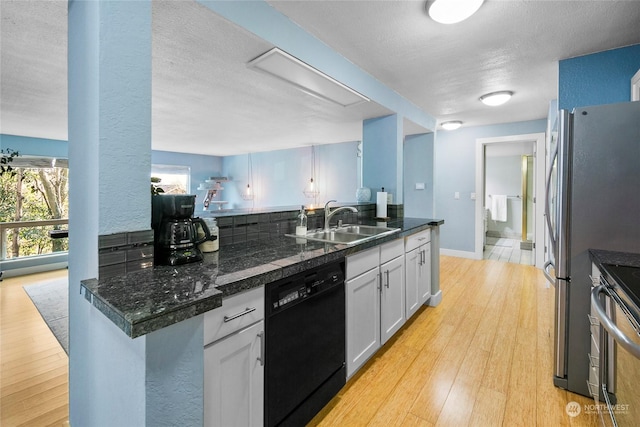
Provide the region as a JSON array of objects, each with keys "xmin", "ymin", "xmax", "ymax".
[{"xmin": 324, "ymin": 200, "xmax": 358, "ymax": 231}]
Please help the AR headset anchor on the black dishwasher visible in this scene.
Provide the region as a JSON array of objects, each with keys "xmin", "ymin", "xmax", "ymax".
[{"xmin": 265, "ymin": 259, "xmax": 346, "ymax": 427}]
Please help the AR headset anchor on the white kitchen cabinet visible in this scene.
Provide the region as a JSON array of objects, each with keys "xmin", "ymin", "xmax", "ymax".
[
  {"xmin": 404, "ymin": 230, "xmax": 431, "ymax": 319},
  {"xmin": 345, "ymin": 239, "xmax": 405, "ymax": 378},
  {"xmin": 380, "ymin": 254, "xmax": 405, "ymax": 344},
  {"xmin": 204, "ymin": 287, "xmax": 264, "ymax": 427},
  {"xmin": 345, "ymin": 267, "xmax": 380, "ymax": 378}
]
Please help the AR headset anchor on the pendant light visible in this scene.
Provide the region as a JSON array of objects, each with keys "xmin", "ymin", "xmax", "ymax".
[
  {"xmin": 241, "ymin": 153, "xmax": 254, "ymax": 201},
  {"xmin": 303, "ymin": 145, "xmax": 320, "ymax": 201}
]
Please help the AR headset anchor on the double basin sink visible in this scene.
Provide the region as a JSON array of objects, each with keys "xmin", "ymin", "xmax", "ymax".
[{"xmin": 288, "ymin": 224, "xmax": 400, "ymax": 246}]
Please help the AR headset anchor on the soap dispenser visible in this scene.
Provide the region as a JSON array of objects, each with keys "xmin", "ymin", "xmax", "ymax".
[{"xmin": 295, "ymin": 205, "xmax": 307, "ymax": 236}]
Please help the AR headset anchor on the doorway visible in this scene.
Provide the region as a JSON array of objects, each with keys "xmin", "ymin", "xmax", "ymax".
[{"xmin": 474, "ymin": 133, "xmax": 546, "ymax": 268}]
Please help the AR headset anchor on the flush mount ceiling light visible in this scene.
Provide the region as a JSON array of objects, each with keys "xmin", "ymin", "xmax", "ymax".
[
  {"xmin": 427, "ymin": 0, "xmax": 484, "ymax": 25},
  {"xmin": 480, "ymin": 91, "xmax": 514, "ymax": 106},
  {"xmin": 441, "ymin": 121, "xmax": 462, "ymax": 130},
  {"xmin": 248, "ymin": 48, "xmax": 369, "ymax": 107}
]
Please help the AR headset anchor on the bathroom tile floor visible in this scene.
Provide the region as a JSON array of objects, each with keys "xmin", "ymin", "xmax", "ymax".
[{"xmin": 483, "ymin": 237, "xmax": 533, "ymax": 265}]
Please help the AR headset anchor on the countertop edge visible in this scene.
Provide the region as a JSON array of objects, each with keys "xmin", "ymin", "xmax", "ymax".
[
  {"xmin": 589, "ymin": 249, "xmax": 640, "ymax": 270},
  {"xmin": 82, "ymin": 218, "xmax": 442, "ymax": 338}
]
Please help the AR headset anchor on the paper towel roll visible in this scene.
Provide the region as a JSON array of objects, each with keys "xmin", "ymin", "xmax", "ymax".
[{"xmin": 376, "ymin": 192, "xmax": 388, "ymax": 218}]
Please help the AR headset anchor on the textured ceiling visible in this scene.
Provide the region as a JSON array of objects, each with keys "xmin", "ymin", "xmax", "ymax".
[{"xmin": 2, "ymin": 1, "xmax": 640, "ymax": 157}]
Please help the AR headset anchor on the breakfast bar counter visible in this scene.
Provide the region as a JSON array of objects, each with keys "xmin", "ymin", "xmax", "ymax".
[{"xmin": 81, "ymin": 217, "xmax": 443, "ymax": 338}]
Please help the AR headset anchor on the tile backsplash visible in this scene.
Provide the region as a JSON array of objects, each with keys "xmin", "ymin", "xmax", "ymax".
[
  {"xmin": 211, "ymin": 203, "xmax": 403, "ymax": 247},
  {"xmin": 98, "ymin": 230, "xmax": 154, "ymax": 278}
]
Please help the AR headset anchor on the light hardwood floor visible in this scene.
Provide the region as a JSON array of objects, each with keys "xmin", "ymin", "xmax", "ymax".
[
  {"xmin": 310, "ymin": 256, "xmax": 599, "ymax": 427},
  {"xmin": 1, "ymin": 258, "xmax": 598, "ymax": 426},
  {"xmin": 1, "ymin": 269, "xmax": 69, "ymax": 427}
]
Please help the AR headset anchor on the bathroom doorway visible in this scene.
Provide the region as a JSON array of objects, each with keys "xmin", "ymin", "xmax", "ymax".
[{"xmin": 474, "ymin": 133, "xmax": 546, "ymax": 268}]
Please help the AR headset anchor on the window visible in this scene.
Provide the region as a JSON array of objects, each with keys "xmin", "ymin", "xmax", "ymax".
[
  {"xmin": 0, "ymin": 156, "xmax": 69, "ymax": 259},
  {"xmin": 151, "ymin": 164, "xmax": 190, "ymax": 194}
]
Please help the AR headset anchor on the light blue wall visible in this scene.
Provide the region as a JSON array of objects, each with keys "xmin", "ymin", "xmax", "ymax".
[
  {"xmin": 403, "ymin": 133, "xmax": 434, "ymax": 218},
  {"xmin": 221, "ymin": 141, "xmax": 359, "ymax": 209},
  {"xmin": 434, "ymin": 119, "xmax": 546, "ymax": 253},
  {"xmin": 363, "ymin": 115, "xmax": 402, "ymax": 201},
  {"xmin": 0, "ymin": 134, "xmax": 67, "ymax": 158},
  {"xmin": 1, "ymin": 135, "xmax": 359, "ymax": 211},
  {"xmin": 559, "ymin": 43, "xmax": 640, "ymax": 110}
]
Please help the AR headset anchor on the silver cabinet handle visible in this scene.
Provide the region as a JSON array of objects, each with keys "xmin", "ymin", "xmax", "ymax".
[
  {"xmin": 385, "ymin": 270, "xmax": 390, "ymax": 288},
  {"xmin": 223, "ymin": 307, "xmax": 256, "ymax": 323},
  {"xmin": 257, "ymin": 332, "xmax": 265, "ymax": 366},
  {"xmin": 591, "ymin": 285, "xmax": 640, "ymax": 359}
]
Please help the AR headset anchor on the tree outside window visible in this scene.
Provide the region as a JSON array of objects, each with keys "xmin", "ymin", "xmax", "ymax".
[{"xmin": 0, "ymin": 155, "xmax": 69, "ymax": 259}]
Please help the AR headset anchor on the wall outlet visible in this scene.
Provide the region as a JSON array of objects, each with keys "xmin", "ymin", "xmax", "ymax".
[
  {"xmin": 470, "ymin": 192, "xmax": 476, "ymax": 200},
  {"xmin": 454, "ymin": 192, "xmax": 460, "ymax": 199},
  {"xmin": 415, "ymin": 182, "xmax": 425, "ymax": 190}
]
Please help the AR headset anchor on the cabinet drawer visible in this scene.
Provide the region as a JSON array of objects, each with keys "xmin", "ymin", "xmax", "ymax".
[
  {"xmin": 347, "ymin": 246, "xmax": 379, "ymax": 280},
  {"xmin": 204, "ymin": 286, "xmax": 264, "ymax": 345},
  {"xmin": 405, "ymin": 229, "xmax": 431, "ymax": 252},
  {"xmin": 380, "ymin": 239, "xmax": 404, "ymax": 264}
]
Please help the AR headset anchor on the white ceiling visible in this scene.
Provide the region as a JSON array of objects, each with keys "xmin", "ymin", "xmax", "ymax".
[{"xmin": 2, "ymin": 1, "xmax": 640, "ymax": 157}]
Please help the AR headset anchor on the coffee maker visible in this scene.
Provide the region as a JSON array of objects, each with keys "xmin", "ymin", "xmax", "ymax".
[{"xmin": 151, "ymin": 194, "xmax": 213, "ymax": 266}]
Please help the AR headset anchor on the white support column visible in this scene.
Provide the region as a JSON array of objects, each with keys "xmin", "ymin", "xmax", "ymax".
[{"xmin": 68, "ymin": 1, "xmax": 155, "ymax": 425}]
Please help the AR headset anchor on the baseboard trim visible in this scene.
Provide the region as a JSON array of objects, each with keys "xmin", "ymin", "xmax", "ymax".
[
  {"xmin": 428, "ymin": 290, "xmax": 442, "ymax": 307},
  {"xmin": 440, "ymin": 248, "xmax": 480, "ymax": 260}
]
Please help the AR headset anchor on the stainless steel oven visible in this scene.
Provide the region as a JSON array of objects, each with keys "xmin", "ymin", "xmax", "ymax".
[{"xmin": 591, "ymin": 265, "xmax": 640, "ymax": 427}]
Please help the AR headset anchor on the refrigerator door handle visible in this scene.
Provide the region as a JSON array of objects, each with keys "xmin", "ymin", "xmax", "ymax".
[
  {"xmin": 554, "ymin": 110, "xmax": 572, "ymax": 280},
  {"xmin": 543, "ymin": 260, "xmax": 555, "ymax": 285},
  {"xmin": 544, "ymin": 140, "xmax": 558, "ymax": 256},
  {"xmin": 592, "ymin": 285, "xmax": 640, "ymax": 359}
]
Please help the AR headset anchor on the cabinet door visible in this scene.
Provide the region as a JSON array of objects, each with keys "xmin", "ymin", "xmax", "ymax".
[
  {"xmin": 418, "ymin": 245, "xmax": 432, "ymax": 305},
  {"xmin": 381, "ymin": 255, "xmax": 405, "ymax": 345},
  {"xmin": 405, "ymin": 248, "xmax": 420, "ymax": 319},
  {"xmin": 346, "ymin": 268, "xmax": 381, "ymax": 378},
  {"xmin": 204, "ymin": 320, "xmax": 264, "ymax": 427}
]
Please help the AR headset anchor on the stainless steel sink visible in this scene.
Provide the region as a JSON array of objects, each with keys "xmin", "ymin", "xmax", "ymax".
[
  {"xmin": 337, "ymin": 224, "xmax": 398, "ymax": 236},
  {"xmin": 287, "ymin": 224, "xmax": 400, "ymax": 245}
]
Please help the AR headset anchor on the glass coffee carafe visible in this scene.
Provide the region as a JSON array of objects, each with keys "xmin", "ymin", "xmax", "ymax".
[{"xmin": 151, "ymin": 194, "xmax": 213, "ymax": 266}]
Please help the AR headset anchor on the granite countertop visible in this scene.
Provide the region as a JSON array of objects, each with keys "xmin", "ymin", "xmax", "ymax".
[
  {"xmin": 81, "ymin": 217, "xmax": 443, "ymax": 338},
  {"xmin": 589, "ymin": 249, "xmax": 640, "ymax": 270}
]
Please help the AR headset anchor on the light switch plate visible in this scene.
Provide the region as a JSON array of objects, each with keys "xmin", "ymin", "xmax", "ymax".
[
  {"xmin": 454, "ymin": 192, "xmax": 460, "ymax": 199},
  {"xmin": 470, "ymin": 192, "xmax": 476, "ymax": 200}
]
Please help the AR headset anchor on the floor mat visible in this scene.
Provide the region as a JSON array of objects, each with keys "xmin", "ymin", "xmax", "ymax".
[{"xmin": 23, "ymin": 278, "xmax": 68, "ymax": 354}]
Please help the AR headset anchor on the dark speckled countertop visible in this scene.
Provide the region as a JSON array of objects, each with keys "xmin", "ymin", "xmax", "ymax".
[
  {"xmin": 590, "ymin": 249, "xmax": 640, "ymax": 269},
  {"xmin": 81, "ymin": 217, "xmax": 442, "ymax": 338}
]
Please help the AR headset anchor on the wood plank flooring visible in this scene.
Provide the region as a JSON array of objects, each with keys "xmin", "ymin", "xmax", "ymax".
[
  {"xmin": 310, "ymin": 256, "xmax": 599, "ymax": 427},
  {"xmin": 1, "ymin": 270, "xmax": 69, "ymax": 427},
  {"xmin": 1, "ymin": 257, "xmax": 599, "ymax": 426}
]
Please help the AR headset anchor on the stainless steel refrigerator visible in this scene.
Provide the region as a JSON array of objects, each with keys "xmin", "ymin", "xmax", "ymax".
[{"xmin": 544, "ymin": 101, "xmax": 640, "ymax": 397}]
